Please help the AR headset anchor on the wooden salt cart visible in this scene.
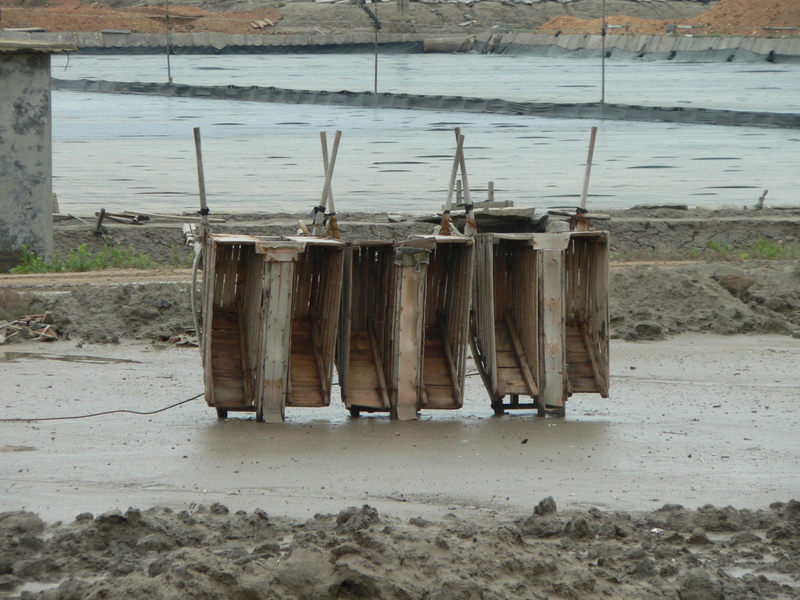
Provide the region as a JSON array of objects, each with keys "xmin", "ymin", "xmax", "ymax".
[
  {"xmin": 471, "ymin": 232, "xmax": 571, "ymax": 416},
  {"xmin": 201, "ymin": 234, "xmax": 344, "ymax": 422},
  {"xmin": 201, "ymin": 234, "xmax": 305, "ymax": 422},
  {"xmin": 408, "ymin": 235, "xmax": 475, "ymax": 412},
  {"xmin": 564, "ymin": 231, "xmax": 610, "ymax": 398},
  {"xmin": 337, "ymin": 241, "xmax": 431, "ymax": 420},
  {"xmin": 285, "ymin": 236, "xmax": 345, "ymax": 412}
]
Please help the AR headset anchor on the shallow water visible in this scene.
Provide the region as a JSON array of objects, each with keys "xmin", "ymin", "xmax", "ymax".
[{"xmin": 50, "ymin": 54, "xmax": 800, "ymax": 215}]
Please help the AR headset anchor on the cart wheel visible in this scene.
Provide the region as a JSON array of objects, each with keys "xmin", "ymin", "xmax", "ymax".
[
  {"xmin": 216, "ymin": 408, "xmax": 228, "ymax": 419},
  {"xmin": 537, "ymin": 400, "xmax": 546, "ymax": 418},
  {"xmin": 349, "ymin": 407, "xmax": 361, "ymax": 418},
  {"xmin": 492, "ymin": 400, "xmax": 505, "ymax": 416},
  {"xmin": 556, "ymin": 404, "xmax": 566, "ymax": 418}
]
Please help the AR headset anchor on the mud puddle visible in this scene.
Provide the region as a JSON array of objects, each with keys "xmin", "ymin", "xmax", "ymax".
[{"xmin": 0, "ymin": 352, "xmax": 140, "ymax": 365}]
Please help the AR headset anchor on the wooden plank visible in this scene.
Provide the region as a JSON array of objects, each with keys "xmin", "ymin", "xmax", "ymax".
[
  {"xmin": 212, "ymin": 388, "xmax": 247, "ymax": 404},
  {"xmin": 496, "ymin": 350, "xmax": 518, "ymax": 369},
  {"xmin": 539, "ymin": 248, "xmax": 567, "ymax": 413},
  {"xmin": 260, "ymin": 258, "xmax": 297, "ymax": 422},
  {"xmin": 569, "ymin": 375, "xmax": 600, "ymax": 393},
  {"xmin": 497, "ymin": 368, "xmax": 529, "ymax": 394},
  {"xmin": 424, "ymin": 384, "xmax": 457, "ymax": 408},
  {"xmin": 368, "ymin": 321, "xmax": 391, "ymax": 409},
  {"xmin": 346, "ymin": 388, "xmax": 386, "ymax": 409},
  {"xmin": 578, "ymin": 316, "xmax": 607, "ymax": 396},
  {"xmin": 504, "ymin": 310, "xmax": 539, "ymax": 397},
  {"xmin": 392, "ymin": 249, "xmax": 427, "ymax": 420}
]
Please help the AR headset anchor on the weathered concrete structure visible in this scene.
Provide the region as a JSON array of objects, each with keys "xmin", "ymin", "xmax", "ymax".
[{"xmin": 0, "ymin": 39, "xmax": 75, "ymax": 271}]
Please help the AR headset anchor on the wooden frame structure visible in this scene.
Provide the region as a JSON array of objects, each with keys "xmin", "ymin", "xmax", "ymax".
[
  {"xmin": 564, "ymin": 231, "xmax": 610, "ymax": 398},
  {"xmin": 201, "ymin": 234, "xmax": 304, "ymax": 422},
  {"xmin": 201, "ymin": 234, "xmax": 344, "ymax": 422},
  {"xmin": 408, "ymin": 235, "xmax": 475, "ymax": 412},
  {"xmin": 471, "ymin": 232, "xmax": 570, "ymax": 416},
  {"xmin": 286, "ymin": 236, "xmax": 346, "ymax": 412},
  {"xmin": 337, "ymin": 242, "xmax": 430, "ymax": 420}
]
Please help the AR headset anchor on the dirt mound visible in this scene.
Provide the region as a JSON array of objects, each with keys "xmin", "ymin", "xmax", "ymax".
[
  {"xmin": 611, "ymin": 260, "xmax": 800, "ymax": 340},
  {"xmin": 0, "ymin": 0, "xmax": 732, "ymax": 36},
  {"xmin": 540, "ymin": 0, "xmax": 800, "ymax": 35},
  {"xmin": 35, "ymin": 282, "xmax": 197, "ymax": 343},
  {"xmin": 688, "ymin": 0, "xmax": 800, "ymax": 34},
  {"xmin": 10, "ymin": 259, "xmax": 796, "ymax": 344},
  {"xmin": 0, "ymin": 0, "xmax": 282, "ymax": 34},
  {"xmin": 540, "ymin": 14, "xmax": 670, "ymax": 35},
  {"xmin": 1, "ymin": 500, "xmax": 799, "ymax": 599}
]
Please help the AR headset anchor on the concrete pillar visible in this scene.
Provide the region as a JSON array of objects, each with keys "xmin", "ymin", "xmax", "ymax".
[{"xmin": 0, "ymin": 41, "xmax": 73, "ymax": 271}]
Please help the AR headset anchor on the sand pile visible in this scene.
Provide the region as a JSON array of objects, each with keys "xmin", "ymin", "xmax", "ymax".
[
  {"xmin": 688, "ymin": 0, "xmax": 800, "ymax": 34},
  {"xmin": 0, "ymin": 0, "xmax": 282, "ymax": 34},
  {"xmin": 540, "ymin": 0, "xmax": 800, "ymax": 35},
  {"xmin": 2, "ymin": 499, "xmax": 799, "ymax": 599}
]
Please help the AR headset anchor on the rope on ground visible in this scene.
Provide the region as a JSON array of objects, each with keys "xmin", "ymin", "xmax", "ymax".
[{"xmin": 0, "ymin": 393, "xmax": 204, "ymax": 423}]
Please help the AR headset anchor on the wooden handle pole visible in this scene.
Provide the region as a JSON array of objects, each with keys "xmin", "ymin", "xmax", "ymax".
[
  {"xmin": 314, "ymin": 130, "xmax": 341, "ymax": 236},
  {"xmin": 453, "ymin": 127, "xmax": 476, "ymax": 234},
  {"xmin": 320, "ymin": 131, "xmax": 338, "ymax": 214},
  {"xmin": 579, "ymin": 126, "xmax": 598, "ymax": 211},
  {"xmin": 453, "ymin": 127, "xmax": 472, "ymax": 209},
  {"xmin": 321, "ymin": 130, "xmax": 341, "ymax": 212},
  {"xmin": 193, "ymin": 127, "xmax": 210, "ymax": 233},
  {"xmin": 444, "ymin": 134, "xmax": 465, "ymax": 213}
]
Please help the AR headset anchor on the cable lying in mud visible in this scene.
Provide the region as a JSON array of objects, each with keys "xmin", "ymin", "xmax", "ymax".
[{"xmin": 0, "ymin": 393, "xmax": 203, "ymax": 423}]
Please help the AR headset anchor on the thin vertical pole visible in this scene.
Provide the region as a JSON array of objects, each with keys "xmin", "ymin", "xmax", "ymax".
[
  {"xmin": 600, "ymin": 0, "xmax": 606, "ymax": 104},
  {"xmin": 373, "ymin": 3, "xmax": 379, "ymax": 95},
  {"xmin": 165, "ymin": 0, "xmax": 173, "ymax": 84},
  {"xmin": 193, "ymin": 127, "xmax": 209, "ymax": 236},
  {"xmin": 579, "ymin": 126, "xmax": 598, "ymax": 210}
]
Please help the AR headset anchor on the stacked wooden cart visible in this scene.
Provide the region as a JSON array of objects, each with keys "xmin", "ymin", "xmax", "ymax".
[{"xmin": 192, "ymin": 128, "xmax": 610, "ymax": 422}]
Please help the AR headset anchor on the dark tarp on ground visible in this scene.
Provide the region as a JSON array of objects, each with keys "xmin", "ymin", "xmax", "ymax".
[{"xmin": 51, "ymin": 78, "xmax": 800, "ymax": 130}]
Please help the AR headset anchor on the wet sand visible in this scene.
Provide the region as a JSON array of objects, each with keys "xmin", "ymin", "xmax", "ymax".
[{"xmin": 1, "ymin": 333, "xmax": 798, "ymax": 524}]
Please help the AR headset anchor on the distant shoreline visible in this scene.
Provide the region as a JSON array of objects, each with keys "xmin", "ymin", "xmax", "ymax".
[{"xmin": 3, "ymin": 28, "xmax": 799, "ymax": 60}]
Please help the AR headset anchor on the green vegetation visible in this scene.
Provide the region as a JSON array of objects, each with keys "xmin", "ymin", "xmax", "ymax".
[
  {"xmin": 611, "ymin": 235, "xmax": 800, "ymax": 262},
  {"xmin": 10, "ymin": 244, "xmax": 158, "ymax": 274},
  {"xmin": 169, "ymin": 244, "xmax": 195, "ymax": 269},
  {"xmin": 702, "ymin": 235, "xmax": 800, "ymax": 261}
]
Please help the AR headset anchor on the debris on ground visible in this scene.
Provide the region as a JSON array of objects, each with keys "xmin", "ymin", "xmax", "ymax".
[{"xmin": 0, "ymin": 312, "xmax": 58, "ymax": 344}]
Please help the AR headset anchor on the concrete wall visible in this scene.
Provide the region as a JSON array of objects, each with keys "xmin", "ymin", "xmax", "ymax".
[{"xmin": 0, "ymin": 52, "xmax": 53, "ymax": 271}]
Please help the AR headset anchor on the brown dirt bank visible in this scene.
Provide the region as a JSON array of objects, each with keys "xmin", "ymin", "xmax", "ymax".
[
  {"xmin": 1, "ymin": 500, "xmax": 800, "ymax": 599},
  {"xmin": 1, "ymin": 207, "xmax": 799, "ymax": 343},
  {"xmin": 1, "ymin": 0, "xmax": 715, "ymax": 36},
  {"xmin": 541, "ymin": 0, "xmax": 800, "ymax": 36}
]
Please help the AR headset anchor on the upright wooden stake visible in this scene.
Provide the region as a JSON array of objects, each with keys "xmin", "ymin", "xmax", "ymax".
[
  {"xmin": 320, "ymin": 131, "xmax": 342, "ymax": 239},
  {"xmin": 314, "ymin": 130, "xmax": 341, "ymax": 237},
  {"xmin": 441, "ymin": 134, "xmax": 465, "ymax": 235},
  {"xmin": 193, "ymin": 127, "xmax": 210, "ymax": 242},
  {"xmin": 453, "ymin": 127, "xmax": 476, "ymax": 235},
  {"xmin": 579, "ymin": 126, "xmax": 598, "ymax": 211}
]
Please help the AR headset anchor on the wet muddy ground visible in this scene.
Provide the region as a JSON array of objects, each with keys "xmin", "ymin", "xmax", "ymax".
[
  {"xmin": 1, "ymin": 334, "xmax": 797, "ymax": 521},
  {"xmin": 1, "ymin": 334, "xmax": 799, "ymax": 598}
]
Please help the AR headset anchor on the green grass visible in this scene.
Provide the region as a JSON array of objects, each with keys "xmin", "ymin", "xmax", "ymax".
[
  {"xmin": 612, "ymin": 236, "xmax": 800, "ymax": 262},
  {"xmin": 702, "ymin": 235, "xmax": 800, "ymax": 261},
  {"xmin": 11, "ymin": 244, "xmax": 159, "ymax": 274}
]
